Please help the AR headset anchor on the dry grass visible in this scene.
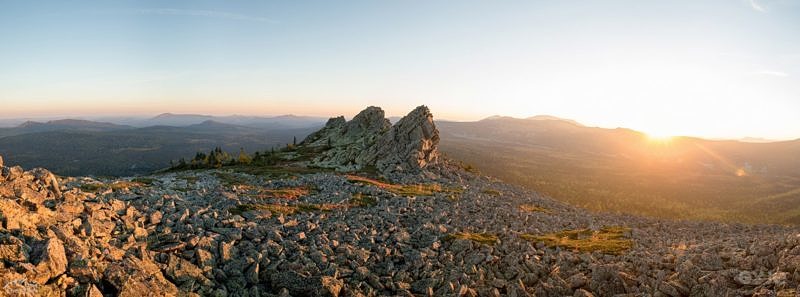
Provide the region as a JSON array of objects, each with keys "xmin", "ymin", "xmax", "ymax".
[
  {"xmin": 245, "ymin": 187, "xmax": 310, "ymax": 200},
  {"xmin": 519, "ymin": 204, "xmax": 551, "ymax": 213},
  {"xmin": 446, "ymin": 232, "xmax": 499, "ymax": 245},
  {"xmin": 230, "ymin": 203, "xmax": 339, "ymax": 216},
  {"xmin": 521, "ymin": 226, "xmax": 633, "ymax": 254},
  {"xmin": 80, "ymin": 180, "xmax": 145, "ymax": 192},
  {"xmin": 350, "ymin": 192, "xmax": 378, "ymax": 207},
  {"xmin": 131, "ymin": 177, "xmax": 156, "ymax": 185},
  {"xmin": 346, "ymin": 175, "xmax": 461, "ymax": 196},
  {"xmin": 482, "ymin": 189, "xmax": 502, "ymax": 196}
]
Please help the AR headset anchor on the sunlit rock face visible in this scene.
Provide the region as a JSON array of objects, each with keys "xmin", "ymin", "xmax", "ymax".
[{"xmin": 302, "ymin": 105, "xmax": 440, "ymax": 174}]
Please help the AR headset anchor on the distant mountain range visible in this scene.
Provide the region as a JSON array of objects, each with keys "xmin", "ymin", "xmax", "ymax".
[
  {"xmin": 0, "ymin": 119, "xmax": 132, "ymax": 138},
  {"xmin": 0, "ymin": 113, "xmax": 328, "ymax": 129},
  {"xmin": 0, "ymin": 117, "xmax": 325, "ymax": 176},
  {"xmin": 143, "ymin": 113, "xmax": 327, "ymax": 129}
]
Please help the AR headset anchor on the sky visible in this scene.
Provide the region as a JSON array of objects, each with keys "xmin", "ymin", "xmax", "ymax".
[{"xmin": 1, "ymin": 0, "xmax": 799, "ymax": 139}]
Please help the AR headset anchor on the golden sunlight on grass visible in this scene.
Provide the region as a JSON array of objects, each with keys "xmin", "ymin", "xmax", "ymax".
[
  {"xmin": 446, "ymin": 232, "xmax": 500, "ymax": 245},
  {"xmin": 521, "ymin": 226, "xmax": 633, "ymax": 254},
  {"xmin": 346, "ymin": 175, "xmax": 463, "ymax": 196}
]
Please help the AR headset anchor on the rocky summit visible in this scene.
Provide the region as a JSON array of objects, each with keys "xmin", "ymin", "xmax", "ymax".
[
  {"xmin": 302, "ymin": 106, "xmax": 440, "ymax": 176},
  {"xmin": 0, "ymin": 106, "xmax": 798, "ymax": 297}
]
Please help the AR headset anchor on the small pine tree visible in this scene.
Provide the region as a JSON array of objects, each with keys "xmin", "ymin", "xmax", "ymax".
[
  {"xmin": 238, "ymin": 148, "xmax": 252, "ymax": 165},
  {"xmin": 207, "ymin": 152, "xmax": 219, "ymax": 168}
]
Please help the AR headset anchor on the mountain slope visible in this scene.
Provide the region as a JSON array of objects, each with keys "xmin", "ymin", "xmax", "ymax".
[
  {"xmin": 0, "ymin": 124, "xmax": 316, "ymax": 176},
  {"xmin": 437, "ymin": 116, "xmax": 800, "ymax": 223},
  {"xmin": 0, "ymin": 119, "xmax": 132, "ymax": 138}
]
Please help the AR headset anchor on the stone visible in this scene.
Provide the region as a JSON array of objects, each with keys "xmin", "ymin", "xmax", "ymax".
[
  {"xmin": 29, "ymin": 237, "xmax": 67, "ymax": 285},
  {"xmin": 734, "ymin": 270, "xmax": 767, "ymax": 286},
  {"xmin": 573, "ymin": 288, "xmax": 595, "ymax": 297},
  {"xmin": 270, "ymin": 270, "xmax": 343, "ymax": 297},
  {"xmin": 0, "ymin": 236, "xmax": 29, "ymax": 263},
  {"xmin": 29, "ymin": 168, "xmax": 61, "ymax": 198},
  {"xmin": 165, "ymin": 254, "xmax": 210, "ymax": 287},
  {"xmin": 567, "ymin": 273, "xmax": 588, "ymax": 289},
  {"xmin": 103, "ymin": 255, "xmax": 179, "ymax": 297},
  {"xmin": 149, "ymin": 210, "xmax": 163, "ymax": 225},
  {"xmin": 589, "ymin": 265, "xmax": 626, "ymax": 296}
]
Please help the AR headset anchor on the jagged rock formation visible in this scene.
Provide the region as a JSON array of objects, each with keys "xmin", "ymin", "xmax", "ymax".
[
  {"xmin": 302, "ymin": 105, "xmax": 440, "ymax": 174},
  {"xmin": 302, "ymin": 106, "xmax": 392, "ymax": 172}
]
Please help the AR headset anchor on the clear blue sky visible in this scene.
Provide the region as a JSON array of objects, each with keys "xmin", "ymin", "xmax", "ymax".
[{"xmin": 1, "ymin": 0, "xmax": 799, "ymax": 139}]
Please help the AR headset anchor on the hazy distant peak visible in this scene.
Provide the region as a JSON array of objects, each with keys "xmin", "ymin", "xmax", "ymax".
[
  {"xmin": 152, "ymin": 112, "xmax": 175, "ymax": 118},
  {"xmin": 196, "ymin": 119, "xmax": 226, "ymax": 125},
  {"xmin": 526, "ymin": 115, "xmax": 584, "ymax": 126},
  {"xmin": 152, "ymin": 113, "xmax": 210, "ymax": 119},
  {"xmin": 17, "ymin": 119, "xmax": 123, "ymax": 128},
  {"xmin": 739, "ymin": 137, "xmax": 780, "ymax": 143},
  {"xmin": 17, "ymin": 120, "xmax": 43, "ymax": 128},
  {"xmin": 480, "ymin": 115, "xmax": 515, "ymax": 121}
]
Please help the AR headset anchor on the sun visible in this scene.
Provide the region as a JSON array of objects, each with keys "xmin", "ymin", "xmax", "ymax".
[{"xmin": 645, "ymin": 132, "xmax": 674, "ymax": 143}]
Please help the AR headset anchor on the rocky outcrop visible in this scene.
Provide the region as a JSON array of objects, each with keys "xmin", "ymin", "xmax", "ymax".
[
  {"xmin": 302, "ymin": 105, "xmax": 440, "ymax": 174},
  {"xmin": 302, "ymin": 107, "xmax": 391, "ymax": 172},
  {"xmin": 366, "ymin": 105, "xmax": 439, "ymax": 172}
]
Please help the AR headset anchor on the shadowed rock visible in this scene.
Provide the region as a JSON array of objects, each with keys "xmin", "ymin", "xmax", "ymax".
[
  {"xmin": 29, "ymin": 237, "xmax": 67, "ymax": 285},
  {"xmin": 270, "ymin": 270, "xmax": 343, "ymax": 297}
]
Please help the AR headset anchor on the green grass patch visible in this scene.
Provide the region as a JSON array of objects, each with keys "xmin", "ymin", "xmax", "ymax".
[
  {"xmin": 446, "ymin": 232, "xmax": 499, "ymax": 245},
  {"xmin": 519, "ymin": 204, "xmax": 551, "ymax": 213},
  {"xmin": 521, "ymin": 226, "xmax": 633, "ymax": 254}
]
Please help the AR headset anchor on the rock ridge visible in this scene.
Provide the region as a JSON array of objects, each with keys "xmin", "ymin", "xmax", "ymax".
[{"xmin": 302, "ymin": 105, "xmax": 440, "ymax": 175}]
